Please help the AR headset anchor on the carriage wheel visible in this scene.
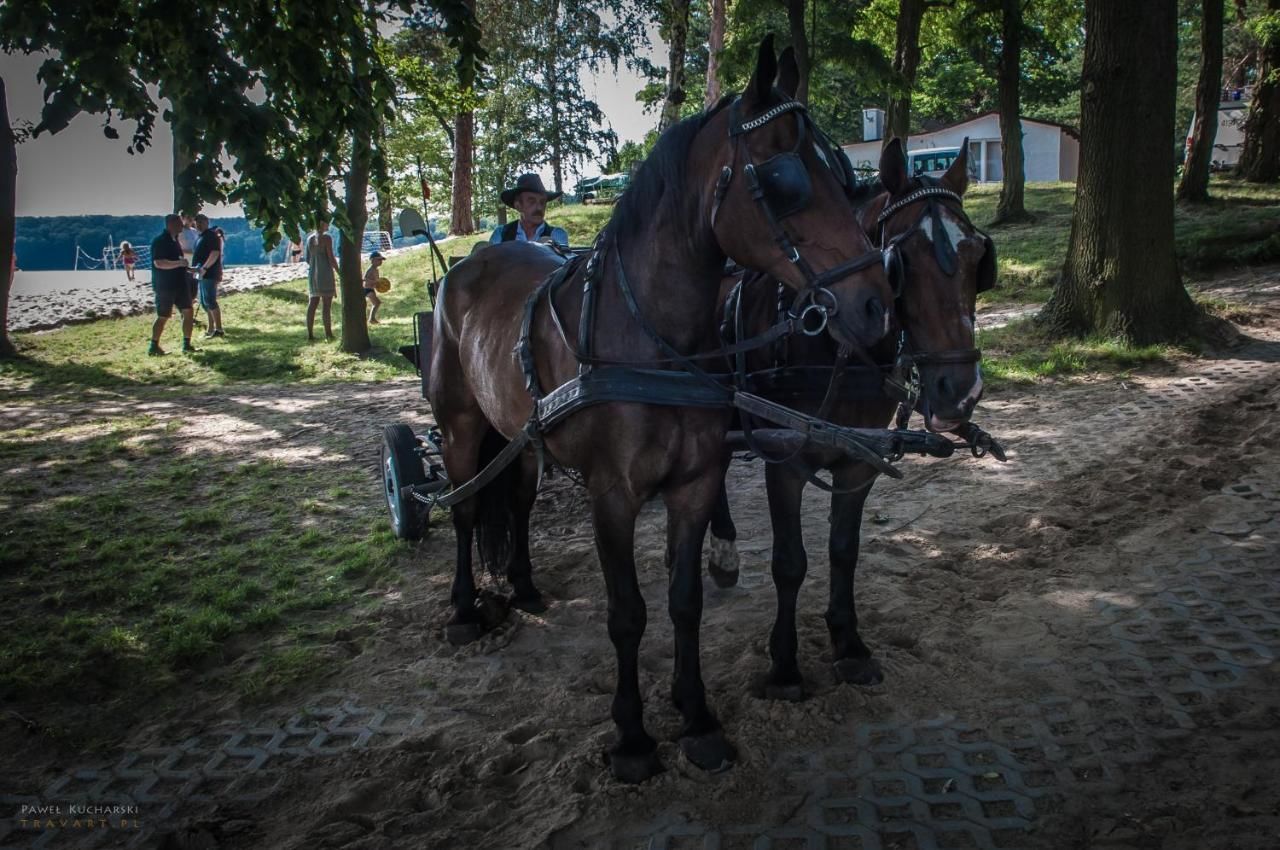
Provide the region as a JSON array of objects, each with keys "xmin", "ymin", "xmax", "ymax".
[{"xmin": 381, "ymin": 423, "xmax": 429, "ymax": 540}]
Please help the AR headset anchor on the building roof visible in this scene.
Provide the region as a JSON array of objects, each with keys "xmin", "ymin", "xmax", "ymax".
[{"xmin": 846, "ymin": 111, "xmax": 1080, "ymax": 147}]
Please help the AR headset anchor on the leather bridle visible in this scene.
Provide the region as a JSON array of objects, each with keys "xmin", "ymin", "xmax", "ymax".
[{"xmin": 713, "ymin": 97, "xmax": 894, "ymax": 338}]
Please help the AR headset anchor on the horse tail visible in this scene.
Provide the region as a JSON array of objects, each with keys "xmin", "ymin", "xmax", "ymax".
[{"xmin": 474, "ymin": 428, "xmax": 517, "ymax": 582}]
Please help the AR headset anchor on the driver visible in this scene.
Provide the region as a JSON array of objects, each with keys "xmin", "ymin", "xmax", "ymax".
[{"xmin": 488, "ymin": 173, "xmax": 569, "ymax": 249}]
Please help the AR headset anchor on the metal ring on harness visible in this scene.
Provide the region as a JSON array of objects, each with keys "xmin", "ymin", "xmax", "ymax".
[{"xmin": 798, "ymin": 302, "xmax": 828, "ymax": 336}]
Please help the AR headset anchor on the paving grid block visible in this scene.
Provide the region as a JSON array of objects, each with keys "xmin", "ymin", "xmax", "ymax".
[
  {"xmin": 620, "ymin": 458, "xmax": 1280, "ymax": 849},
  {"xmin": 9, "ymin": 353, "xmax": 1280, "ymax": 850}
]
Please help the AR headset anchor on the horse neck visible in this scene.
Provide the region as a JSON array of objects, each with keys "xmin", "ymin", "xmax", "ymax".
[{"xmin": 607, "ymin": 218, "xmax": 726, "ymax": 355}]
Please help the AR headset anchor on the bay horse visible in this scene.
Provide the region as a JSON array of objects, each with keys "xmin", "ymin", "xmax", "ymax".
[
  {"xmin": 707, "ymin": 139, "xmax": 996, "ymax": 698},
  {"xmin": 428, "ymin": 37, "xmax": 896, "ymax": 783}
]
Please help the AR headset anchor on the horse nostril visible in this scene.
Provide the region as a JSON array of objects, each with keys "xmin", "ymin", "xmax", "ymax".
[
  {"xmin": 937, "ymin": 375, "xmax": 955, "ymax": 400},
  {"xmin": 864, "ymin": 296, "xmax": 884, "ymax": 323}
]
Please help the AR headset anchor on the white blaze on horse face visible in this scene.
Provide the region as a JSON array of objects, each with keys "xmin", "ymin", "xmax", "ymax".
[{"xmin": 919, "ymin": 207, "xmax": 969, "ymax": 253}]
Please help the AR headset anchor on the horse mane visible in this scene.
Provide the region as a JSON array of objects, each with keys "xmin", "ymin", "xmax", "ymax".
[
  {"xmin": 849, "ymin": 175, "xmax": 885, "ymax": 210},
  {"xmin": 607, "ymin": 95, "xmax": 736, "ymax": 248}
]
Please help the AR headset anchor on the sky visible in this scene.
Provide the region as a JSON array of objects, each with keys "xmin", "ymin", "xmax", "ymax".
[{"xmin": 1, "ymin": 43, "xmax": 659, "ymax": 218}]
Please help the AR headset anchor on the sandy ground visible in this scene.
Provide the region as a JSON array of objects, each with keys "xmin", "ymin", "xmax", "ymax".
[{"xmin": 2, "ymin": 268, "xmax": 1279, "ymax": 850}]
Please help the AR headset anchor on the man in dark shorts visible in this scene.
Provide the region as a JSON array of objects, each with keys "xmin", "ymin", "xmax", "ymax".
[
  {"xmin": 149, "ymin": 214, "xmax": 198, "ymax": 355},
  {"xmin": 193, "ymin": 214, "xmax": 225, "ymax": 338}
]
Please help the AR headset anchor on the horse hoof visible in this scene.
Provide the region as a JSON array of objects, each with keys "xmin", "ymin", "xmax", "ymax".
[
  {"xmin": 606, "ymin": 748, "xmax": 663, "ymax": 784},
  {"xmin": 707, "ymin": 537, "xmax": 740, "ymax": 588},
  {"xmin": 445, "ymin": 622, "xmax": 482, "ymax": 645},
  {"xmin": 679, "ymin": 730, "xmax": 737, "ymax": 774},
  {"xmin": 475, "ymin": 590, "xmax": 512, "ymax": 631},
  {"xmin": 707, "ymin": 563, "xmax": 739, "ymax": 589},
  {"xmin": 764, "ymin": 681, "xmax": 806, "ymax": 702},
  {"xmin": 834, "ymin": 656, "xmax": 884, "ymax": 686},
  {"xmin": 511, "ymin": 592, "xmax": 547, "ymax": 614}
]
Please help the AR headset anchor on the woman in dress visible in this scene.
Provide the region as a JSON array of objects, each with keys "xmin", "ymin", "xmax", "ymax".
[{"xmin": 305, "ymin": 220, "xmax": 339, "ymax": 341}]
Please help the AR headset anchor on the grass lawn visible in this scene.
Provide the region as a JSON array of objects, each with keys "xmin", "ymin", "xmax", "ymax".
[{"xmin": 1, "ymin": 176, "xmax": 1275, "ymax": 744}]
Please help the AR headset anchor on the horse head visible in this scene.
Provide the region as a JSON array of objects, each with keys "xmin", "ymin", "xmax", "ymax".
[
  {"xmin": 865, "ymin": 138, "xmax": 995, "ymax": 432},
  {"xmin": 701, "ymin": 36, "xmax": 893, "ymax": 352}
]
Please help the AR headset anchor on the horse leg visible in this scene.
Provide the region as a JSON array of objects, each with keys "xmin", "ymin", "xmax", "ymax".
[
  {"xmin": 826, "ymin": 462, "xmax": 883, "ymax": 685},
  {"xmin": 506, "ymin": 453, "xmax": 546, "ymax": 613},
  {"xmin": 706, "ymin": 476, "xmax": 741, "ymax": 588},
  {"xmin": 593, "ymin": 488, "xmax": 661, "ymax": 783},
  {"xmin": 665, "ymin": 474, "xmax": 737, "ymax": 772},
  {"xmin": 763, "ymin": 462, "xmax": 809, "ymax": 701},
  {"xmin": 438, "ymin": 413, "xmax": 488, "ymax": 646}
]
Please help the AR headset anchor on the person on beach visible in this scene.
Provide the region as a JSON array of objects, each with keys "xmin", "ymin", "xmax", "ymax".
[
  {"xmin": 193, "ymin": 214, "xmax": 225, "ymax": 338},
  {"xmin": 119, "ymin": 242, "xmax": 138, "ymax": 282},
  {"xmin": 305, "ymin": 219, "xmax": 339, "ymax": 341},
  {"xmin": 363, "ymin": 251, "xmax": 384, "ymax": 324},
  {"xmin": 148, "ymin": 214, "xmax": 198, "ymax": 356}
]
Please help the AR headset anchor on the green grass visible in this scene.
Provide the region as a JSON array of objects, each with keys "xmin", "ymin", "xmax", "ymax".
[
  {"xmin": 979, "ymin": 318, "xmax": 1184, "ymax": 387},
  {"xmin": 0, "ymin": 413, "xmax": 409, "ymax": 745},
  {"xmin": 1175, "ymin": 177, "xmax": 1280, "ymax": 271}
]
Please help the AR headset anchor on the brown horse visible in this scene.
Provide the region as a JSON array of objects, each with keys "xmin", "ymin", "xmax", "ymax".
[
  {"xmin": 707, "ymin": 139, "xmax": 996, "ymax": 698},
  {"xmin": 428, "ymin": 38, "xmax": 895, "ymax": 782}
]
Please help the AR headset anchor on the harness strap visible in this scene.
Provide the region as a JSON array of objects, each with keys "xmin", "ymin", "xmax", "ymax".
[
  {"xmin": 435, "ymin": 425, "xmax": 535, "ymax": 508},
  {"xmin": 904, "ymin": 348, "xmax": 982, "ymax": 366}
]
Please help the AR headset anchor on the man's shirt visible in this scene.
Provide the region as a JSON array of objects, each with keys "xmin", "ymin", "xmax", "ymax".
[
  {"xmin": 150, "ymin": 231, "xmax": 186, "ymax": 288},
  {"xmin": 192, "ymin": 229, "xmax": 223, "ymax": 281},
  {"xmin": 489, "ymin": 221, "xmax": 569, "ymax": 248}
]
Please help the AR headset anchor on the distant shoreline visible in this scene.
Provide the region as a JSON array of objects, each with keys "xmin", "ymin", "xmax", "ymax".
[{"xmin": 10, "ymin": 243, "xmax": 430, "ymax": 334}]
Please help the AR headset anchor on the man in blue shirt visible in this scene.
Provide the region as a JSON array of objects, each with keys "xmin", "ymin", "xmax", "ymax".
[
  {"xmin": 488, "ymin": 173, "xmax": 569, "ymax": 248},
  {"xmin": 149, "ymin": 214, "xmax": 198, "ymax": 356}
]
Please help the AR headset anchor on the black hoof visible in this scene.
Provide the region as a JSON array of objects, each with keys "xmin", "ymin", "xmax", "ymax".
[
  {"xmin": 511, "ymin": 591, "xmax": 547, "ymax": 614},
  {"xmin": 606, "ymin": 748, "xmax": 663, "ymax": 784},
  {"xmin": 833, "ymin": 656, "xmax": 884, "ymax": 686},
  {"xmin": 679, "ymin": 730, "xmax": 737, "ymax": 774},
  {"xmin": 445, "ymin": 622, "xmax": 482, "ymax": 645},
  {"xmin": 475, "ymin": 589, "xmax": 512, "ymax": 631},
  {"xmin": 764, "ymin": 680, "xmax": 806, "ymax": 702}
]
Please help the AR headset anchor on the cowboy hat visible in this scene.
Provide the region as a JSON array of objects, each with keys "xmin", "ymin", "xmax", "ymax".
[{"xmin": 501, "ymin": 173, "xmax": 562, "ymax": 208}]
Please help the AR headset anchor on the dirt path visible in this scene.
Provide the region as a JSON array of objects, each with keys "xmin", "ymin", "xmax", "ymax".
[{"xmin": 3, "ymin": 275, "xmax": 1280, "ymax": 850}]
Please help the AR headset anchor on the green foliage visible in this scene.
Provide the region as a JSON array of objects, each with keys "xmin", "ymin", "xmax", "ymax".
[{"xmin": 0, "ymin": 1, "xmax": 485, "ymax": 248}]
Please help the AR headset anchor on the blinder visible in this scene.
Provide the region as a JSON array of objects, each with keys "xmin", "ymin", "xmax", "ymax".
[
  {"xmin": 755, "ymin": 151, "xmax": 812, "ymax": 219},
  {"xmin": 976, "ymin": 235, "xmax": 997, "ymax": 293}
]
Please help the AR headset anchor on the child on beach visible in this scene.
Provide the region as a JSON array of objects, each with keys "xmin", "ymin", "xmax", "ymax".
[
  {"xmin": 363, "ymin": 252, "xmax": 384, "ymax": 324},
  {"xmin": 120, "ymin": 242, "xmax": 138, "ymax": 281}
]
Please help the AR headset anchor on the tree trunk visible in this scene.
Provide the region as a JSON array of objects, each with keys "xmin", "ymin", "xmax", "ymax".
[
  {"xmin": 659, "ymin": 0, "xmax": 692, "ymax": 133},
  {"xmin": 340, "ymin": 137, "xmax": 372, "ymax": 354},
  {"xmin": 449, "ymin": 110, "xmax": 475, "ymax": 235},
  {"xmin": 172, "ymin": 130, "xmax": 195, "ymax": 216},
  {"xmin": 1238, "ymin": 0, "xmax": 1280, "ymax": 182},
  {"xmin": 1041, "ymin": 0, "xmax": 1204, "ymax": 345},
  {"xmin": 545, "ymin": 0, "xmax": 564, "ymax": 194},
  {"xmin": 0, "ymin": 77, "xmax": 17, "ymax": 357},
  {"xmin": 886, "ymin": 0, "xmax": 926, "ymax": 144},
  {"xmin": 993, "ymin": 0, "xmax": 1031, "ymax": 224},
  {"xmin": 784, "ymin": 0, "xmax": 811, "ymax": 104},
  {"xmin": 705, "ymin": 0, "xmax": 725, "ymax": 107},
  {"xmin": 1177, "ymin": 0, "xmax": 1225, "ymax": 202}
]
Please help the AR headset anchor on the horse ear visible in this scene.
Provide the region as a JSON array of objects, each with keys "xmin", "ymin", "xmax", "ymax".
[
  {"xmin": 879, "ymin": 137, "xmax": 909, "ymax": 196},
  {"xmin": 746, "ymin": 34, "xmax": 777, "ymax": 104},
  {"xmin": 942, "ymin": 137, "xmax": 971, "ymax": 195},
  {"xmin": 775, "ymin": 46, "xmax": 799, "ymax": 99}
]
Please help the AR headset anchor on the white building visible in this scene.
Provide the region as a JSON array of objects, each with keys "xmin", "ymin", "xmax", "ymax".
[
  {"xmin": 1185, "ymin": 88, "xmax": 1252, "ymax": 168},
  {"xmin": 842, "ymin": 111, "xmax": 1081, "ymax": 183}
]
